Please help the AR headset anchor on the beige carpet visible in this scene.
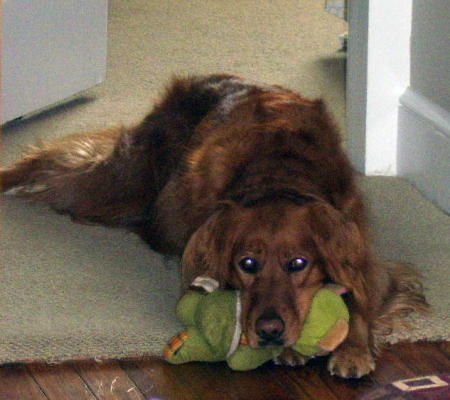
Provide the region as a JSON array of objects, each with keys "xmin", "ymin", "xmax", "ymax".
[{"xmin": 1, "ymin": 0, "xmax": 448, "ymax": 364}]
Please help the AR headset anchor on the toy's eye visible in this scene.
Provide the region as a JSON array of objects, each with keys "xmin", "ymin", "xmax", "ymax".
[
  {"xmin": 238, "ymin": 257, "xmax": 260, "ymax": 274},
  {"xmin": 285, "ymin": 257, "xmax": 309, "ymax": 273}
]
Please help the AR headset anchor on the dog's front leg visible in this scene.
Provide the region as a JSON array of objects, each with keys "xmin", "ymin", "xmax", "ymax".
[{"xmin": 327, "ymin": 310, "xmax": 375, "ymax": 378}]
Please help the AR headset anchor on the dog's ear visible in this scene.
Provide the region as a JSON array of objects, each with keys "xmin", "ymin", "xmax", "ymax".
[
  {"xmin": 309, "ymin": 202, "xmax": 372, "ymax": 312},
  {"xmin": 181, "ymin": 202, "xmax": 239, "ymax": 290}
]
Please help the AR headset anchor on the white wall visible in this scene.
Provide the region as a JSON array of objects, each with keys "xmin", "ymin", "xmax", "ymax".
[
  {"xmin": 1, "ymin": 0, "xmax": 108, "ymax": 123},
  {"xmin": 397, "ymin": 0, "xmax": 450, "ymax": 213},
  {"xmin": 345, "ymin": 0, "xmax": 368, "ymax": 173},
  {"xmin": 410, "ymin": 0, "xmax": 450, "ymax": 113}
]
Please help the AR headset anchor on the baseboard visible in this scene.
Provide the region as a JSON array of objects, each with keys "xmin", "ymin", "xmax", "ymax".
[{"xmin": 398, "ymin": 88, "xmax": 450, "ymax": 213}]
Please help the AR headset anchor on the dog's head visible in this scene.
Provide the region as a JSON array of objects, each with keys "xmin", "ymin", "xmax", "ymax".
[{"xmin": 182, "ymin": 199, "xmax": 369, "ymax": 348}]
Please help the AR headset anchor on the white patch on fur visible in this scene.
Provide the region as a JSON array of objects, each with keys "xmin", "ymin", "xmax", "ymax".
[
  {"xmin": 4, "ymin": 184, "xmax": 49, "ymax": 196},
  {"xmin": 219, "ymin": 89, "xmax": 249, "ymax": 116}
]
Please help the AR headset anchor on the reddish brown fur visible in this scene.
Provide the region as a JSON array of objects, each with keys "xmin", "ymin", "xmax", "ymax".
[{"xmin": 0, "ymin": 75, "xmax": 428, "ymax": 377}]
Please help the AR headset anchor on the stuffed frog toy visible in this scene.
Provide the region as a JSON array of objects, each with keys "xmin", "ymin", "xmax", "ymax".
[{"xmin": 164, "ymin": 277, "xmax": 349, "ymax": 371}]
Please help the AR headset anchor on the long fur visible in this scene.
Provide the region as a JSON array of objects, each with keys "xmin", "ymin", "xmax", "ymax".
[
  {"xmin": 0, "ymin": 74, "xmax": 429, "ymax": 377},
  {"xmin": 373, "ymin": 262, "xmax": 429, "ymax": 338}
]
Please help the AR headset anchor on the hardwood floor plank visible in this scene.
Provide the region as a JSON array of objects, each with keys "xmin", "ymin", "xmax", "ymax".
[
  {"xmin": 165, "ymin": 362, "xmax": 242, "ymax": 400},
  {"xmin": 0, "ymin": 364, "xmax": 49, "ymax": 400},
  {"xmin": 369, "ymin": 344, "xmax": 423, "ymax": 386},
  {"xmin": 437, "ymin": 341, "xmax": 450, "ymax": 359},
  {"xmin": 121, "ymin": 358, "xmax": 200, "ymax": 400},
  {"xmin": 391, "ymin": 341, "xmax": 450, "ymax": 375},
  {"xmin": 293, "ymin": 356, "xmax": 372, "ymax": 399},
  {"xmin": 74, "ymin": 360, "xmax": 145, "ymax": 400},
  {"xmin": 123, "ymin": 358, "xmax": 295, "ymax": 400},
  {"xmin": 268, "ymin": 360, "xmax": 340, "ymax": 400},
  {"xmin": 1, "ymin": 341, "xmax": 448, "ymax": 400},
  {"xmin": 27, "ymin": 363, "xmax": 96, "ymax": 400},
  {"xmin": 173, "ymin": 362, "xmax": 296, "ymax": 400}
]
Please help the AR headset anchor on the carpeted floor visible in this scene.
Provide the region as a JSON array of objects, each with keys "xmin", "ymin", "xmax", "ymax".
[{"xmin": 1, "ymin": 0, "xmax": 449, "ymax": 364}]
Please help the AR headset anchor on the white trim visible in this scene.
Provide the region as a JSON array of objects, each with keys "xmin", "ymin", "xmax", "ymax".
[
  {"xmin": 398, "ymin": 89, "xmax": 450, "ymax": 213},
  {"xmin": 400, "ymin": 88, "xmax": 450, "ymax": 139}
]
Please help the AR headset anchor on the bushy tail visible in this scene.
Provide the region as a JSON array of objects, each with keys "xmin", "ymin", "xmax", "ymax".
[
  {"xmin": 0, "ymin": 127, "xmax": 155, "ymax": 226},
  {"xmin": 373, "ymin": 262, "xmax": 430, "ymax": 340}
]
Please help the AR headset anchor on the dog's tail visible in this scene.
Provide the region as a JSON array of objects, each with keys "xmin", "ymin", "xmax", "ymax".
[
  {"xmin": 0, "ymin": 127, "xmax": 155, "ymax": 226},
  {"xmin": 372, "ymin": 262, "xmax": 430, "ymax": 341}
]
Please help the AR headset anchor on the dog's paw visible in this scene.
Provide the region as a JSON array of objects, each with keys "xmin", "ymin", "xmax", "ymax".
[
  {"xmin": 273, "ymin": 348, "xmax": 310, "ymax": 367},
  {"xmin": 328, "ymin": 345, "xmax": 375, "ymax": 378}
]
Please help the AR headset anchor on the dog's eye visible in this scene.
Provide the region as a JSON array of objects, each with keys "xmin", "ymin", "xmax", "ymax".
[
  {"xmin": 238, "ymin": 257, "xmax": 260, "ymax": 274},
  {"xmin": 285, "ymin": 257, "xmax": 309, "ymax": 272}
]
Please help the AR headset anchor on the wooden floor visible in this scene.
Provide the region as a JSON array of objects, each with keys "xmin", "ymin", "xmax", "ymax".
[{"xmin": 1, "ymin": 342, "xmax": 449, "ymax": 400}]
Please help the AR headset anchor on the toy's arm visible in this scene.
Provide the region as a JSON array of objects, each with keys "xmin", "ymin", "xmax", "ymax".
[
  {"xmin": 316, "ymin": 318, "xmax": 349, "ymax": 353},
  {"xmin": 176, "ymin": 276, "xmax": 220, "ymax": 326},
  {"xmin": 292, "ymin": 285, "xmax": 349, "ymax": 357},
  {"xmin": 190, "ymin": 276, "xmax": 219, "ymax": 293},
  {"xmin": 316, "ymin": 284, "xmax": 349, "ymax": 352}
]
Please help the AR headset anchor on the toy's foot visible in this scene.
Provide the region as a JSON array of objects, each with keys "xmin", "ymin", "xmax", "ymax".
[
  {"xmin": 327, "ymin": 344, "xmax": 375, "ymax": 378},
  {"xmin": 273, "ymin": 348, "xmax": 310, "ymax": 367},
  {"xmin": 164, "ymin": 331, "xmax": 189, "ymax": 361}
]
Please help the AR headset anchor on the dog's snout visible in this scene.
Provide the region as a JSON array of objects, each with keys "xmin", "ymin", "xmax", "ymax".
[{"xmin": 255, "ymin": 308, "xmax": 285, "ymax": 344}]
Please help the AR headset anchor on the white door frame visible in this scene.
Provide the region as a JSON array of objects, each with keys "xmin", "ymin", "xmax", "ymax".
[
  {"xmin": 347, "ymin": 0, "xmax": 450, "ymax": 213},
  {"xmin": 346, "ymin": 0, "xmax": 412, "ymax": 176}
]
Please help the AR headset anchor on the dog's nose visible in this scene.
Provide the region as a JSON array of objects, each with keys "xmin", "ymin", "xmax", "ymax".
[{"xmin": 255, "ymin": 309, "xmax": 285, "ymax": 343}]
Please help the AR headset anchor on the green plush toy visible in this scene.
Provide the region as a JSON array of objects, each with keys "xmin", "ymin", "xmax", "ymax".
[{"xmin": 164, "ymin": 277, "xmax": 349, "ymax": 371}]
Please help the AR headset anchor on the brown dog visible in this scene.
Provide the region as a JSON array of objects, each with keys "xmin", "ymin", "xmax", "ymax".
[{"xmin": 1, "ymin": 75, "xmax": 428, "ymax": 377}]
